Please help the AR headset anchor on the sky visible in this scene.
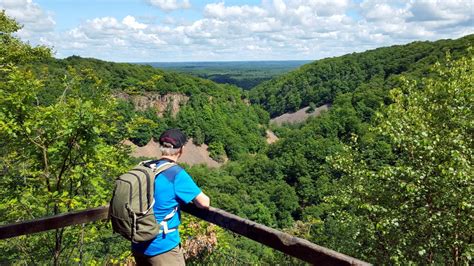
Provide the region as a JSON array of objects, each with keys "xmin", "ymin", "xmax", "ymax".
[{"xmin": 1, "ymin": 0, "xmax": 473, "ymax": 62}]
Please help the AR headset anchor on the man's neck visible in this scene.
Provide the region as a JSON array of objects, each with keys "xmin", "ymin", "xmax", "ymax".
[{"xmin": 161, "ymin": 155, "xmax": 179, "ymax": 162}]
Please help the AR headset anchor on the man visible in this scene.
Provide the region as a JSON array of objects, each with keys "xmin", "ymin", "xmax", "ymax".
[{"xmin": 132, "ymin": 128, "xmax": 210, "ymax": 266}]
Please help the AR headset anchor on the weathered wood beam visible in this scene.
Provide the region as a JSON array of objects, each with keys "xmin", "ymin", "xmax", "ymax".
[
  {"xmin": 0, "ymin": 205, "xmax": 371, "ymax": 265},
  {"xmin": 182, "ymin": 204, "xmax": 370, "ymax": 266},
  {"xmin": 0, "ymin": 206, "xmax": 109, "ymax": 239}
]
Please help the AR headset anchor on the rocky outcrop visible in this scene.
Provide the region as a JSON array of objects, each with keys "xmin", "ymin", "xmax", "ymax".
[{"xmin": 116, "ymin": 92, "xmax": 189, "ymax": 117}]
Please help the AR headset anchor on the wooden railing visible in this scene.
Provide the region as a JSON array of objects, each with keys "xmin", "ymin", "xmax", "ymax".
[{"xmin": 0, "ymin": 205, "xmax": 370, "ymax": 265}]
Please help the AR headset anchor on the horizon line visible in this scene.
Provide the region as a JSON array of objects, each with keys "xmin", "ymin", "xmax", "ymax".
[
  {"xmin": 56, "ymin": 55, "xmax": 314, "ymax": 64},
  {"xmin": 128, "ymin": 59, "xmax": 314, "ymax": 64}
]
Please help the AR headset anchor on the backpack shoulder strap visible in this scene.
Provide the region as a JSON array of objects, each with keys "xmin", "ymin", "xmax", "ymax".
[
  {"xmin": 132, "ymin": 162, "xmax": 176, "ymax": 209},
  {"xmin": 155, "ymin": 162, "xmax": 177, "ymax": 174},
  {"xmin": 161, "ymin": 164, "xmax": 182, "ymax": 182},
  {"xmin": 143, "ymin": 159, "xmax": 182, "ymax": 181}
]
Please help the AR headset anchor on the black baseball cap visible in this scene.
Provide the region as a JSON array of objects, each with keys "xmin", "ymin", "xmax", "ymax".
[{"xmin": 158, "ymin": 128, "xmax": 187, "ymax": 148}]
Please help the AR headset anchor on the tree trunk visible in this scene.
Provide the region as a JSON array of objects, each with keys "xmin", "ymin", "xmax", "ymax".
[{"xmin": 53, "ymin": 228, "xmax": 63, "ymax": 266}]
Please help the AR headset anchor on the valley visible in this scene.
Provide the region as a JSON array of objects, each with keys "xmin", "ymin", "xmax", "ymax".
[{"xmin": 1, "ymin": 9, "xmax": 472, "ymax": 264}]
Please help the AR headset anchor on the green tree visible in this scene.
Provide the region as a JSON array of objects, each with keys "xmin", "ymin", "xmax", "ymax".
[
  {"xmin": 126, "ymin": 115, "xmax": 157, "ymax": 146},
  {"xmin": 307, "ymin": 102, "xmax": 316, "ymax": 113},
  {"xmin": 323, "ymin": 55, "xmax": 473, "ymax": 264},
  {"xmin": 0, "ymin": 13, "xmax": 129, "ymax": 265},
  {"xmin": 208, "ymin": 141, "xmax": 226, "ymax": 162}
]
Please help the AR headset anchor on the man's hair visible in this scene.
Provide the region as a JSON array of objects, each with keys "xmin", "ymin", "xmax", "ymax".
[
  {"xmin": 160, "ymin": 142, "xmax": 181, "ymax": 156},
  {"xmin": 159, "ymin": 128, "xmax": 187, "ymax": 149}
]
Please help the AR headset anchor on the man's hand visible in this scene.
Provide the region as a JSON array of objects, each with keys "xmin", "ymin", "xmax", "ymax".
[{"xmin": 193, "ymin": 192, "xmax": 210, "ymax": 209}]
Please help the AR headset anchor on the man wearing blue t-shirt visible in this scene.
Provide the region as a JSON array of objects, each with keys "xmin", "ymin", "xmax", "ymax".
[{"xmin": 132, "ymin": 129, "xmax": 210, "ymax": 266}]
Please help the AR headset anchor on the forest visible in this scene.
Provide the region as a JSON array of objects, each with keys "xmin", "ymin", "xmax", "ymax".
[
  {"xmin": 143, "ymin": 60, "xmax": 311, "ymax": 90},
  {"xmin": 0, "ymin": 11, "xmax": 472, "ymax": 265}
]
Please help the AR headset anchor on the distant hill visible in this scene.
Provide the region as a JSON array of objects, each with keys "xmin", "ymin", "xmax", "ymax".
[
  {"xmin": 37, "ymin": 56, "xmax": 269, "ymax": 161},
  {"xmin": 138, "ymin": 60, "xmax": 311, "ymax": 90},
  {"xmin": 250, "ymin": 35, "xmax": 474, "ymax": 117}
]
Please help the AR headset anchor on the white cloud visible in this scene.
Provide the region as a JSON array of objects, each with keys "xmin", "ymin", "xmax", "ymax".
[
  {"xmin": 146, "ymin": 0, "xmax": 191, "ymax": 11},
  {"xmin": 272, "ymin": 0, "xmax": 287, "ymax": 15},
  {"xmin": 0, "ymin": 0, "xmax": 55, "ymax": 33},
  {"xmin": 246, "ymin": 44, "xmax": 272, "ymax": 52},
  {"xmin": 43, "ymin": 15, "xmax": 165, "ymax": 59},
  {"xmin": 247, "ymin": 18, "xmax": 281, "ymax": 33},
  {"xmin": 83, "ymin": 17, "xmax": 125, "ymax": 38},
  {"xmin": 362, "ymin": 3, "xmax": 409, "ymax": 21},
  {"xmin": 204, "ymin": 2, "xmax": 268, "ymax": 19},
  {"xmin": 407, "ymin": 0, "xmax": 472, "ymax": 22},
  {"xmin": 135, "ymin": 31, "xmax": 166, "ymax": 45},
  {"xmin": 299, "ymin": 0, "xmax": 351, "ymax": 16},
  {"xmin": 112, "ymin": 37, "xmax": 127, "ymax": 46},
  {"xmin": 1, "ymin": 0, "xmax": 472, "ymax": 62},
  {"xmin": 359, "ymin": 0, "xmax": 473, "ymax": 39},
  {"xmin": 122, "ymin": 16, "xmax": 147, "ymax": 30}
]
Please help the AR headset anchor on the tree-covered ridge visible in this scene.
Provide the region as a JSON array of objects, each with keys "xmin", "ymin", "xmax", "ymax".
[
  {"xmin": 201, "ymin": 33, "xmax": 473, "ymax": 264},
  {"xmin": 38, "ymin": 55, "xmax": 269, "ymax": 161},
  {"xmin": 250, "ymin": 34, "xmax": 474, "ymax": 117},
  {"xmin": 195, "ymin": 51, "xmax": 473, "ymax": 264},
  {"xmin": 41, "ymin": 55, "xmax": 237, "ymax": 97}
]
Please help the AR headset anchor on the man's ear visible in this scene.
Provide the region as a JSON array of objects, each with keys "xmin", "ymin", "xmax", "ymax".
[{"xmin": 178, "ymin": 147, "xmax": 183, "ymax": 157}]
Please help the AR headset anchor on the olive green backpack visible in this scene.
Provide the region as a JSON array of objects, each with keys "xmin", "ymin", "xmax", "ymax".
[{"xmin": 109, "ymin": 161, "xmax": 175, "ymax": 243}]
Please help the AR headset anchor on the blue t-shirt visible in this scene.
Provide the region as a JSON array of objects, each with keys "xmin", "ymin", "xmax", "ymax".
[{"xmin": 132, "ymin": 160, "xmax": 201, "ymax": 256}]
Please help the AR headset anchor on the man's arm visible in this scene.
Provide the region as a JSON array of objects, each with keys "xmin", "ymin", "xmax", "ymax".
[{"xmin": 193, "ymin": 192, "xmax": 210, "ymax": 209}]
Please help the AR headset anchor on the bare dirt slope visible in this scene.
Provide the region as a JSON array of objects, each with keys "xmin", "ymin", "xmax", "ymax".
[
  {"xmin": 179, "ymin": 140, "xmax": 220, "ymax": 168},
  {"xmin": 123, "ymin": 139, "xmax": 220, "ymax": 168},
  {"xmin": 270, "ymin": 104, "xmax": 330, "ymax": 126}
]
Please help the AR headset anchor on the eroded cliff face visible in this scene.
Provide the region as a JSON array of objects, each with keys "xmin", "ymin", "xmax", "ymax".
[{"xmin": 116, "ymin": 92, "xmax": 189, "ymax": 117}]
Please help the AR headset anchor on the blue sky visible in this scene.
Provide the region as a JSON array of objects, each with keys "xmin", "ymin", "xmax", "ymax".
[{"xmin": 1, "ymin": 0, "xmax": 473, "ymax": 62}]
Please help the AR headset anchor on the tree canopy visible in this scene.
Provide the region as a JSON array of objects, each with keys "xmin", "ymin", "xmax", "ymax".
[
  {"xmin": 320, "ymin": 55, "xmax": 473, "ymax": 264},
  {"xmin": 250, "ymin": 34, "xmax": 474, "ymax": 117},
  {"xmin": 0, "ymin": 11, "xmax": 130, "ymax": 264}
]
